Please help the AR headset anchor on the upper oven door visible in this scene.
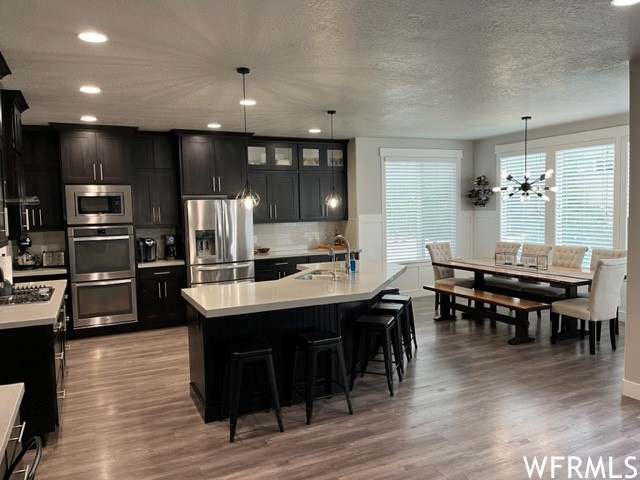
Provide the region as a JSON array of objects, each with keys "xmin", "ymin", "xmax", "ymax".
[
  {"xmin": 68, "ymin": 225, "xmax": 135, "ymax": 282},
  {"xmin": 65, "ymin": 184, "xmax": 133, "ymax": 225}
]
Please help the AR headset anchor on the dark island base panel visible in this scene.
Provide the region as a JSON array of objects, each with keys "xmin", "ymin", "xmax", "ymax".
[{"xmin": 187, "ymin": 300, "xmax": 370, "ymax": 423}]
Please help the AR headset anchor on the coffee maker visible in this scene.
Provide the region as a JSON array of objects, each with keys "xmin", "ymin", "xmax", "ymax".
[{"xmin": 165, "ymin": 235, "xmax": 177, "ymax": 260}]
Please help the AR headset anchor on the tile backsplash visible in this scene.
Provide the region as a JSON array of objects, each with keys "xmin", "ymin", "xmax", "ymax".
[
  {"xmin": 9, "ymin": 231, "xmax": 66, "ymax": 257},
  {"xmin": 254, "ymin": 221, "xmax": 346, "ymax": 253},
  {"xmin": 135, "ymin": 227, "xmax": 177, "ymax": 260}
]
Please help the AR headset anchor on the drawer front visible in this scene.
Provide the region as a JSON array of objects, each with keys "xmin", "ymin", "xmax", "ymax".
[{"xmin": 138, "ymin": 265, "xmax": 185, "ymax": 281}]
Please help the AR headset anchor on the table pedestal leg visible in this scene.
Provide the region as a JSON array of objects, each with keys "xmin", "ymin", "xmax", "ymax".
[
  {"xmin": 434, "ymin": 293, "xmax": 456, "ymax": 321},
  {"xmin": 508, "ymin": 311, "xmax": 534, "ymax": 345}
]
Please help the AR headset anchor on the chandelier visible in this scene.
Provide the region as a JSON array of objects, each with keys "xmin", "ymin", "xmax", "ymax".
[
  {"xmin": 235, "ymin": 67, "xmax": 260, "ymax": 209},
  {"xmin": 492, "ymin": 116, "xmax": 557, "ymax": 201}
]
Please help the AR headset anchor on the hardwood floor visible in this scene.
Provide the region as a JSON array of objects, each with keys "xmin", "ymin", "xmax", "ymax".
[{"xmin": 38, "ymin": 297, "xmax": 640, "ymax": 479}]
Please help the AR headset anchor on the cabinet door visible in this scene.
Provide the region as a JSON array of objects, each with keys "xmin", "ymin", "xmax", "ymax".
[
  {"xmin": 60, "ymin": 130, "xmax": 98, "ymax": 183},
  {"xmin": 163, "ymin": 275, "xmax": 186, "ymax": 323},
  {"xmin": 137, "ymin": 275, "xmax": 185, "ymax": 328},
  {"xmin": 298, "ymin": 144, "xmax": 325, "ymax": 170},
  {"xmin": 271, "ymin": 172, "xmax": 299, "ymax": 221},
  {"xmin": 299, "ymin": 173, "xmax": 325, "ymax": 220},
  {"xmin": 152, "ymin": 170, "xmax": 179, "ymax": 226},
  {"xmin": 96, "ymin": 133, "xmax": 132, "ymax": 183},
  {"xmin": 153, "ymin": 136, "xmax": 175, "ymax": 169},
  {"xmin": 213, "ymin": 138, "xmax": 245, "ymax": 197},
  {"xmin": 24, "ymin": 166, "xmax": 63, "ymax": 230},
  {"xmin": 180, "ymin": 136, "xmax": 216, "ymax": 195},
  {"xmin": 248, "ymin": 172, "xmax": 270, "ymax": 223},
  {"xmin": 133, "ymin": 172, "xmax": 154, "ymax": 227},
  {"xmin": 132, "ymin": 136, "xmax": 154, "ymax": 169}
]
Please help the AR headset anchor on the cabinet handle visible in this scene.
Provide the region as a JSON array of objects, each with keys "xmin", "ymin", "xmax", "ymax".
[
  {"xmin": 93, "ymin": 163, "xmax": 97, "ymax": 181},
  {"xmin": 164, "ymin": 281, "xmax": 167, "ymax": 298},
  {"xmin": 99, "ymin": 163, "xmax": 104, "ymax": 181},
  {"xmin": 218, "ymin": 176, "xmax": 221, "ymax": 191},
  {"xmin": 31, "ymin": 208, "xmax": 35, "ymax": 227},
  {"xmin": 212, "ymin": 177, "xmax": 216, "ymax": 192},
  {"xmin": 38, "ymin": 208, "xmax": 43, "ymax": 226},
  {"xmin": 274, "ymin": 262, "xmax": 288, "ymax": 266},
  {"xmin": 10, "ymin": 422, "xmax": 26, "ymax": 443},
  {"xmin": 158, "ymin": 283, "xmax": 162, "ymax": 299},
  {"xmin": 57, "ymin": 389, "xmax": 66, "ymax": 399},
  {"xmin": 268, "ymin": 205, "xmax": 272, "ymax": 218},
  {"xmin": 23, "ymin": 209, "xmax": 30, "ymax": 231},
  {"xmin": 153, "ymin": 271, "xmax": 171, "ymax": 275},
  {"xmin": 158, "ymin": 207, "xmax": 162, "ymax": 223},
  {"xmin": 55, "ymin": 351, "xmax": 64, "ymax": 361}
]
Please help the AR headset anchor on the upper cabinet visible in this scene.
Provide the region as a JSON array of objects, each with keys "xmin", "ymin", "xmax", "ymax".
[
  {"xmin": 247, "ymin": 140, "xmax": 297, "ymax": 170},
  {"xmin": 178, "ymin": 134, "xmax": 246, "ymax": 197},
  {"xmin": 298, "ymin": 142, "xmax": 346, "ymax": 171},
  {"xmin": 55, "ymin": 125, "xmax": 136, "ymax": 184},
  {"xmin": 299, "ymin": 172, "xmax": 347, "ymax": 221}
]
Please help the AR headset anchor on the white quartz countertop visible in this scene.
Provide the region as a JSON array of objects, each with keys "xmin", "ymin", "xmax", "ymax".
[
  {"xmin": 253, "ymin": 248, "xmax": 360, "ymax": 260},
  {"xmin": 182, "ymin": 260, "xmax": 405, "ymax": 318},
  {"xmin": 138, "ymin": 259, "xmax": 185, "ymax": 269},
  {"xmin": 13, "ymin": 267, "xmax": 67, "ymax": 278},
  {"xmin": 0, "ymin": 383, "xmax": 24, "ymax": 460},
  {"xmin": 0, "ymin": 279, "xmax": 67, "ymax": 330}
]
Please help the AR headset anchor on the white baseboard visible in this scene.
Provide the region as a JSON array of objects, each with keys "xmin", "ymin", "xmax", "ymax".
[{"xmin": 622, "ymin": 379, "xmax": 640, "ymax": 401}]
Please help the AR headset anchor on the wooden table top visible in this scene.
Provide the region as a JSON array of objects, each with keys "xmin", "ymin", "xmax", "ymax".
[{"xmin": 432, "ymin": 258, "xmax": 592, "ymax": 286}]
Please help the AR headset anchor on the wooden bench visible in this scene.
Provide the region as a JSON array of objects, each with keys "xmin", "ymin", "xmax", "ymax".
[{"xmin": 423, "ymin": 284, "xmax": 550, "ymax": 345}]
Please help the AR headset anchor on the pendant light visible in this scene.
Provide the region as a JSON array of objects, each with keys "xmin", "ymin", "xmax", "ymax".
[
  {"xmin": 324, "ymin": 110, "xmax": 342, "ymax": 208},
  {"xmin": 492, "ymin": 116, "xmax": 557, "ymax": 202},
  {"xmin": 235, "ymin": 67, "xmax": 260, "ymax": 209}
]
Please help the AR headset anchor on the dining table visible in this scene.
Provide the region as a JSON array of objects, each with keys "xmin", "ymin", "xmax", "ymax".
[{"xmin": 430, "ymin": 258, "xmax": 594, "ymax": 343}]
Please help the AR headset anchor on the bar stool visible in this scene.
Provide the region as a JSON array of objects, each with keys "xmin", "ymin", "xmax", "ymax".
[
  {"xmin": 227, "ymin": 338, "xmax": 284, "ymax": 442},
  {"xmin": 378, "ymin": 286, "xmax": 400, "ymax": 300},
  {"xmin": 350, "ymin": 314, "xmax": 403, "ymax": 396},
  {"xmin": 381, "ymin": 293, "xmax": 418, "ymax": 352},
  {"xmin": 370, "ymin": 301, "xmax": 412, "ymax": 362},
  {"xmin": 291, "ymin": 330, "xmax": 353, "ymax": 425}
]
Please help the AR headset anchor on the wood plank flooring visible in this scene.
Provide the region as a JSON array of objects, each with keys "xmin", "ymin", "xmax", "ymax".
[{"xmin": 37, "ymin": 298, "xmax": 640, "ymax": 479}]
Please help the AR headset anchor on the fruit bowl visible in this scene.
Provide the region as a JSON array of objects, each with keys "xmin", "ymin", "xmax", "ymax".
[{"xmin": 256, "ymin": 247, "xmax": 270, "ymax": 254}]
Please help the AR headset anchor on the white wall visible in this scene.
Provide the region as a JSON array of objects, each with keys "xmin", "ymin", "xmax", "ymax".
[{"xmin": 348, "ymin": 136, "xmax": 474, "ymax": 296}]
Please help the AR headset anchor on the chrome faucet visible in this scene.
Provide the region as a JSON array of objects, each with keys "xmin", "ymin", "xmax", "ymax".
[{"xmin": 332, "ymin": 234, "xmax": 351, "ymax": 274}]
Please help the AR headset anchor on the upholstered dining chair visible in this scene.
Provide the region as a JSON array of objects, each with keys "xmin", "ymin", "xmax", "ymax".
[
  {"xmin": 484, "ymin": 241, "xmax": 522, "ymax": 290},
  {"xmin": 520, "ymin": 245, "xmax": 588, "ymax": 300},
  {"xmin": 514, "ymin": 244, "xmax": 554, "ymax": 318},
  {"xmin": 426, "ymin": 242, "xmax": 474, "ymax": 312},
  {"xmin": 550, "ymin": 257, "xmax": 626, "ymax": 354}
]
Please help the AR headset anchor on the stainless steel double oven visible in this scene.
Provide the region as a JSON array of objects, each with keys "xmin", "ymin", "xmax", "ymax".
[{"xmin": 66, "ymin": 185, "xmax": 137, "ymax": 329}]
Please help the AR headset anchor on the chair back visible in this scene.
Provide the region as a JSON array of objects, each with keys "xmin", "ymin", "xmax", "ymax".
[
  {"xmin": 495, "ymin": 242, "xmax": 521, "ymax": 255},
  {"xmin": 588, "ymin": 257, "xmax": 627, "ymax": 321},
  {"xmin": 426, "ymin": 242, "xmax": 454, "ymax": 280},
  {"xmin": 589, "ymin": 248, "xmax": 627, "ymax": 271},
  {"xmin": 522, "ymin": 244, "xmax": 553, "ymax": 256},
  {"xmin": 551, "ymin": 245, "xmax": 588, "ymax": 269}
]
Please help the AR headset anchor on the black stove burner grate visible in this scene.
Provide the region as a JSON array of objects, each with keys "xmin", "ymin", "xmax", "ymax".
[{"xmin": 0, "ymin": 285, "xmax": 55, "ymax": 305}]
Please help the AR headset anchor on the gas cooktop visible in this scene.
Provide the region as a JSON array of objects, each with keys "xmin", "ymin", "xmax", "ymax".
[{"xmin": 0, "ymin": 285, "xmax": 55, "ymax": 305}]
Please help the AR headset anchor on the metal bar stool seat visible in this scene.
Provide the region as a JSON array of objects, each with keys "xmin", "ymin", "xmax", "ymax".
[
  {"xmin": 381, "ymin": 293, "xmax": 418, "ymax": 352},
  {"xmin": 370, "ymin": 301, "xmax": 412, "ymax": 362}
]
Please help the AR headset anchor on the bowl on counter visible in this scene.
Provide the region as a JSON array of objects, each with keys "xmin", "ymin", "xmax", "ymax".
[{"xmin": 255, "ymin": 247, "xmax": 271, "ymax": 254}]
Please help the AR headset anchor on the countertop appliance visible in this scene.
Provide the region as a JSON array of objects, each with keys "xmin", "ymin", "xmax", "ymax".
[
  {"xmin": 184, "ymin": 199, "xmax": 254, "ymax": 286},
  {"xmin": 14, "ymin": 234, "xmax": 40, "ymax": 269},
  {"xmin": 143, "ymin": 238, "xmax": 157, "ymax": 262},
  {"xmin": 165, "ymin": 235, "xmax": 177, "ymax": 260},
  {"xmin": 67, "ymin": 224, "xmax": 137, "ymax": 328},
  {"xmin": 42, "ymin": 250, "xmax": 65, "ymax": 267},
  {"xmin": 0, "ymin": 285, "xmax": 54, "ymax": 305},
  {"xmin": 65, "ymin": 184, "xmax": 133, "ymax": 225}
]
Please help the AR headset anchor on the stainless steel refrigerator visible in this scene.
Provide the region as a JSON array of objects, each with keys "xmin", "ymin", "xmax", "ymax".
[{"xmin": 184, "ymin": 199, "xmax": 254, "ymax": 286}]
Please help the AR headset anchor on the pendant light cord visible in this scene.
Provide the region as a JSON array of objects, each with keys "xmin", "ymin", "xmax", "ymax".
[{"xmin": 242, "ymin": 73, "xmax": 247, "ymax": 134}]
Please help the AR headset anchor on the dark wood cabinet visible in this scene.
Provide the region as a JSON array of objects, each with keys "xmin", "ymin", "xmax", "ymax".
[
  {"xmin": 248, "ymin": 140, "xmax": 297, "ymax": 170},
  {"xmin": 137, "ymin": 266, "xmax": 186, "ymax": 328},
  {"xmin": 179, "ymin": 135, "xmax": 246, "ymax": 197},
  {"xmin": 299, "ymin": 172, "xmax": 347, "ymax": 220},
  {"xmin": 298, "ymin": 142, "xmax": 346, "ymax": 171},
  {"xmin": 21, "ymin": 128, "xmax": 63, "ymax": 231},
  {"xmin": 57, "ymin": 125, "xmax": 135, "ymax": 184},
  {"xmin": 132, "ymin": 134, "xmax": 179, "ymax": 227},
  {"xmin": 254, "ymin": 257, "xmax": 308, "ymax": 282},
  {"xmin": 248, "ymin": 171, "xmax": 299, "ymax": 223}
]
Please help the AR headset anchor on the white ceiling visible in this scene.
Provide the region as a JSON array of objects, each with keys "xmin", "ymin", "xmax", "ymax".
[{"xmin": 1, "ymin": 0, "xmax": 639, "ymax": 140}]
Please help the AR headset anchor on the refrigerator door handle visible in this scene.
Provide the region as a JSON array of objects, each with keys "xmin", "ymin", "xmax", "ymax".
[{"xmin": 194, "ymin": 262, "xmax": 253, "ymax": 271}]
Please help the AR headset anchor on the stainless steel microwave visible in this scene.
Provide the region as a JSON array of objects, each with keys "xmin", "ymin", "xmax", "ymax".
[{"xmin": 65, "ymin": 184, "xmax": 133, "ymax": 225}]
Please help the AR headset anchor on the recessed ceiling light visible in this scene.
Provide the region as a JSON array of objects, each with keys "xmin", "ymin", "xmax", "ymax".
[
  {"xmin": 611, "ymin": 0, "xmax": 640, "ymax": 5},
  {"xmin": 308, "ymin": 128, "xmax": 321, "ymax": 134},
  {"xmin": 207, "ymin": 123, "xmax": 221, "ymax": 129},
  {"xmin": 80, "ymin": 85, "xmax": 101, "ymax": 94},
  {"xmin": 78, "ymin": 31, "xmax": 108, "ymax": 43},
  {"xmin": 80, "ymin": 115, "xmax": 97, "ymax": 122},
  {"xmin": 239, "ymin": 99, "xmax": 256, "ymax": 106}
]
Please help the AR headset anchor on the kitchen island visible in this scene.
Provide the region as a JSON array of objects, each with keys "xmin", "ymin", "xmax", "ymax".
[{"xmin": 181, "ymin": 260, "xmax": 405, "ymax": 422}]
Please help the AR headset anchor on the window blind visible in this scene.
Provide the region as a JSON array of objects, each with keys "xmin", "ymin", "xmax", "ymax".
[
  {"xmin": 498, "ymin": 152, "xmax": 546, "ymax": 244},
  {"xmin": 555, "ymin": 143, "xmax": 615, "ymax": 267},
  {"xmin": 384, "ymin": 158, "xmax": 457, "ymax": 263}
]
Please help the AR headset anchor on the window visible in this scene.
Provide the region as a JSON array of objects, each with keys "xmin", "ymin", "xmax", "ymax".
[
  {"xmin": 498, "ymin": 151, "xmax": 546, "ymax": 244},
  {"xmin": 555, "ymin": 143, "xmax": 615, "ymax": 267},
  {"xmin": 384, "ymin": 155, "xmax": 458, "ymax": 263}
]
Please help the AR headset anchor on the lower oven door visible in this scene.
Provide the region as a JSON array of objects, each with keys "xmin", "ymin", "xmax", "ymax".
[
  {"xmin": 189, "ymin": 261, "xmax": 255, "ymax": 286},
  {"xmin": 72, "ymin": 278, "xmax": 138, "ymax": 329}
]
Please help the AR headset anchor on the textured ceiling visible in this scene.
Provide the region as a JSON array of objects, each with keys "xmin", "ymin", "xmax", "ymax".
[{"xmin": 1, "ymin": 0, "xmax": 639, "ymax": 140}]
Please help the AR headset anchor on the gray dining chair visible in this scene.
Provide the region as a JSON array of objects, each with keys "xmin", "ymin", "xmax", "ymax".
[
  {"xmin": 426, "ymin": 242, "xmax": 474, "ymax": 312},
  {"xmin": 550, "ymin": 257, "xmax": 626, "ymax": 354}
]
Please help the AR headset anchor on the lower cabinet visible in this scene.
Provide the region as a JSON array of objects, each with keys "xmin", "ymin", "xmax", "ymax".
[
  {"xmin": 254, "ymin": 257, "xmax": 309, "ymax": 282},
  {"xmin": 137, "ymin": 266, "xmax": 186, "ymax": 328}
]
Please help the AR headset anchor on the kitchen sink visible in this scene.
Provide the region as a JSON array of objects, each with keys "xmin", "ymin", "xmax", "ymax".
[{"xmin": 297, "ymin": 269, "xmax": 347, "ymax": 280}]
